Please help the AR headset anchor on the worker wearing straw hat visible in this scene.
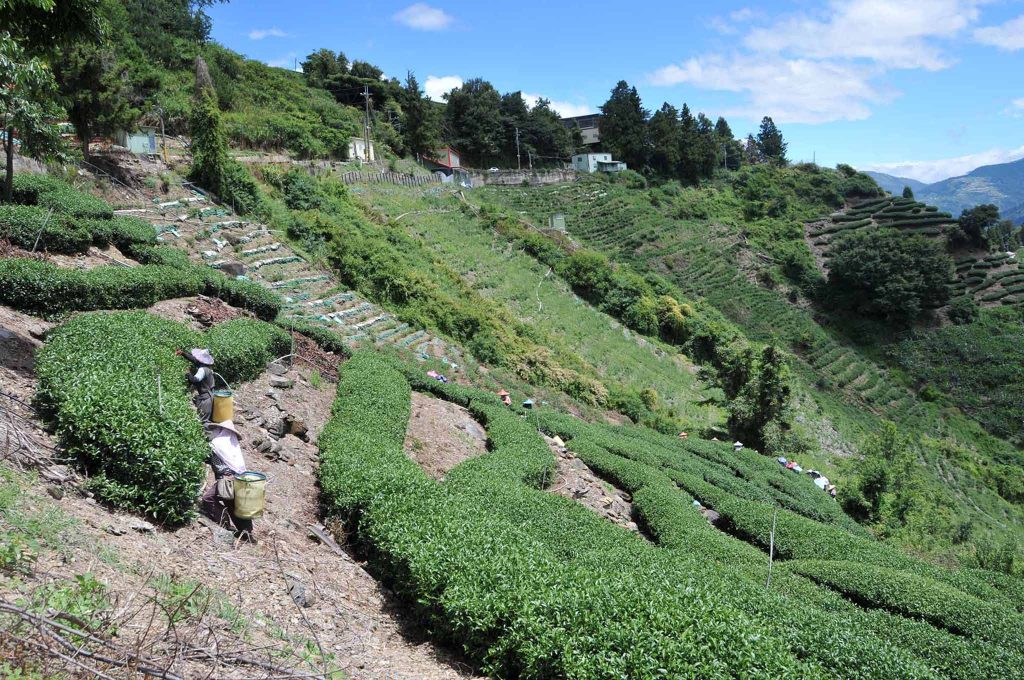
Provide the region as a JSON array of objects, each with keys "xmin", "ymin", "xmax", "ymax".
[
  {"xmin": 179, "ymin": 348, "xmax": 215, "ymax": 423},
  {"xmin": 200, "ymin": 420, "xmax": 255, "ymax": 541},
  {"xmin": 498, "ymin": 389, "xmax": 512, "ymax": 406}
]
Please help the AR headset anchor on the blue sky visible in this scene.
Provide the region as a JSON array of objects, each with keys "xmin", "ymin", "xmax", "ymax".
[{"xmin": 208, "ymin": 1, "xmax": 1024, "ymax": 183}]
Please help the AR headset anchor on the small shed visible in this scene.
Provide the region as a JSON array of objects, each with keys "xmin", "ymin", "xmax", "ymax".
[
  {"xmin": 348, "ymin": 137, "xmax": 376, "ymax": 162},
  {"xmin": 424, "ymin": 147, "xmax": 462, "ymax": 176},
  {"xmin": 115, "ymin": 127, "xmax": 157, "ymax": 155},
  {"xmin": 572, "ymin": 152, "xmax": 627, "ymax": 174},
  {"xmin": 548, "ymin": 213, "xmax": 566, "ymax": 231}
]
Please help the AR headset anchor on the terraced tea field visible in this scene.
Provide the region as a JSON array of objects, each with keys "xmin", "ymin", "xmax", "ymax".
[
  {"xmin": 357, "ymin": 184, "xmax": 722, "ymax": 429},
  {"xmin": 806, "ymin": 196, "xmax": 957, "ymax": 271},
  {"xmin": 480, "ymin": 181, "xmax": 924, "ymax": 429}
]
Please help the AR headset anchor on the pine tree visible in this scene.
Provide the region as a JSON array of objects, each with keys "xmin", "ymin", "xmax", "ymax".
[
  {"xmin": 695, "ymin": 112, "xmax": 718, "ymax": 179},
  {"xmin": 714, "ymin": 116, "xmax": 743, "ymax": 171},
  {"xmin": 647, "ymin": 103, "xmax": 680, "ymax": 177},
  {"xmin": 744, "ymin": 134, "xmax": 761, "ymax": 164},
  {"xmin": 755, "ymin": 116, "xmax": 788, "ymax": 165},
  {"xmin": 677, "ymin": 104, "xmax": 699, "ymax": 184},
  {"xmin": 902, "ymin": 185, "xmax": 914, "ymax": 199},
  {"xmin": 401, "ymin": 72, "xmax": 440, "ymax": 158},
  {"xmin": 599, "ymin": 80, "xmax": 649, "ymax": 170},
  {"xmin": 443, "ymin": 78, "xmax": 503, "ymax": 166}
]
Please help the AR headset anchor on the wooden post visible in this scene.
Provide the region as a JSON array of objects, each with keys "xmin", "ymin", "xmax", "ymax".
[{"xmin": 765, "ymin": 507, "xmax": 778, "ymax": 588}]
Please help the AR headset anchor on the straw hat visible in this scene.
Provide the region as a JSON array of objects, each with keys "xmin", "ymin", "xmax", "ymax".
[
  {"xmin": 189, "ymin": 348, "xmax": 215, "ymax": 366},
  {"xmin": 213, "ymin": 420, "xmax": 242, "ymax": 440},
  {"xmin": 498, "ymin": 389, "xmax": 510, "ymax": 397}
]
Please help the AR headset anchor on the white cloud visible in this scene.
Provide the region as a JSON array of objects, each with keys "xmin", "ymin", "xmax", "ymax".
[
  {"xmin": 393, "ymin": 3, "xmax": 453, "ymax": 31},
  {"xmin": 744, "ymin": 0, "xmax": 982, "ymax": 70},
  {"xmin": 650, "ymin": 0, "xmax": 985, "ymax": 124},
  {"xmin": 865, "ymin": 145, "xmax": 1024, "ymax": 183},
  {"xmin": 522, "ymin": 93, "xmax": 593, "ymax": 118},
  {"xmin": 975, "ymin": 14, "xmax": 1024, "ymax": 50},
  {"xmin": 648, "ymin": 55, "xmax": 887, "ymax": 124},
  {"xmin": 424, "ymin": 75, "xmax": 462, "ymax": 102},
  {"xmin": 710, "ymin": 7, "xmax": 762, "ymax": 34},
  {"xmin": 249, "ymin": 27, "xmax": 289, "ymax": 40},
  {"xmin": 1006, "ymin": 97, "xmax": 1024, "ymax": 117}
]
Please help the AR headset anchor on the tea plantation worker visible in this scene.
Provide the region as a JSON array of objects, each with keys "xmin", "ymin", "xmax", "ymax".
[
  {"xmin": 180, "ymin": 348, "xmax": 215, "ymax": 423},
  {"xmin": 200, "ymin": 420, "xmax": 256, "ymax": 541}
]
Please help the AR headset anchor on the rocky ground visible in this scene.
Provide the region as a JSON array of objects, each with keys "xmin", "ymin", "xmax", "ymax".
[
  {"xmin": 0, "ymin": 301, "xmax": 483, "ymax": 679},
  {"xmin": 543, "ymin": 435, "xmax": 646, "ymax": 536},
  {"xmin": 402, "ymin": 392, "xmax": 488, "ymax": 481}
]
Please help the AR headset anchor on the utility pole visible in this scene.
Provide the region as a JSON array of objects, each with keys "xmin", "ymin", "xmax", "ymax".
[
  {"xmin": 515, "ymin": 127, "xmax": 521, "ymax": 171},
  {"xmin": 362, "ymin": 85, "xmax": 372, "ymax": 162},
  {"xmin": 528, "ymin": 149, "xmax": 533, "ymax": 170},
  {"xmin": 722, "ymin": 143, "xmax": 728, "ymax": 170}
]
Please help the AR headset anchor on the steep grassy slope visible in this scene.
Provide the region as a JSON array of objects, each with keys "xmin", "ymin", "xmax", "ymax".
[
  {"xmin": 352, "ymin": 183, "xmax": 723, "ymax": 431},
  {"xmin": 477, "ymin": 171, "xmax": 1024, "ymax": 554}
]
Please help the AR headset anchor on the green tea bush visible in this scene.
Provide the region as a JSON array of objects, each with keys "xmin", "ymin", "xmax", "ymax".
[
  {"xmin": 317, "ymin": 354, "xmax": 969, "ymax": 678},
  {"xmin": 36, "ymin": 312, "xmax": 292, "ymax": 523},
  {"xmin": 11, "ymin": 173, "xmax": 113, "ymax": 219},
  {"xmin": 204, "ymin": 318, "xmax": 291, "ymax": 383},
  {"xmin": 791, "ymin": 560, "xmax": 1024, "ymax": 650},
  {"xmin": 0, "ymin": 205, "xmax": 92, "ymax": 254},
  {"xmin": 0, "ymin": 258, "xmax": 283, "ymax": 321},
  {"xmin": 36, "ymin": 312, "xmax": 206, "ymax": 524}
]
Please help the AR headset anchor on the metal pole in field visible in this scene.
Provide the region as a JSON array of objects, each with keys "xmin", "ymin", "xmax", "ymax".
[
  {"xmin": 515, "ymin": 127, "xmax": 521, "ymax": 171},
  {"xmin": 362, "ymin": 86, "xmax": 372, "ymax": 162},
  {"xmin": 765, "ymin": 507, "xmax": 778, "ymax": 588}
]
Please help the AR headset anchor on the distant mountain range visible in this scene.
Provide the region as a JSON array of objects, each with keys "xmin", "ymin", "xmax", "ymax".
[{"xmin": 865, "ymin": 158, "xmax": 1024, "ymax": 225}]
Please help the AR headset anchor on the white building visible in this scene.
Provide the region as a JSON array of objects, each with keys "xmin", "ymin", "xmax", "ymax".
[
  {"xmin": 562, "ymin": 114, "xmax": 601, "ymax": 146},
  {"xmin": 348, "ymin": 137, "xmax": 376, "ymax": 162},
  {"xmin": 572, "ymin": 152, "xmax": 627, "ymax": 174}
]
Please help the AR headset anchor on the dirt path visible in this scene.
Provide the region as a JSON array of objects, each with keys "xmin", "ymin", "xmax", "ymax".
[
  {"xmin": 403, "ymin": 391, "xmax": 488, "ymax": 480},
  {"xmin": 0, "ymin": 303, "xmax": 483, "ymax": 680},
  {"xmin": 543, "ymin": 436, "xmax": 644, "ymax": 535}
]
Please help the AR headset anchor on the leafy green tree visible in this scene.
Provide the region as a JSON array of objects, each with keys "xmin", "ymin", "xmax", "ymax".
[
  {"xmin": 695, "ymin": 112, "xmax": 718, "ymax": 179},
  {"xmin": 827, "ymin": 228, "xmax": 953, "ymax": 323},
  {"xmin": 755, "ymin": 116, "xmax": 787, "ymax": 165},
  {"xmin": 987, "ymin": 218, "xmax": 1022, "ymax": 252},
  {"xmin": 647, "ymin": 103, "xmax": 680, "ymax": 177},
  {"xmin": 302, "ymin": 48, "xmax": 348, "ymax": 90},
  {"xmin": 598, "ymin": 80, "xmax": 649, "ymax": 170},
  {"xmin": 189, "ymin": 57, "xmax": 266, "ymax": 216},
  {"xmin": 350, "ymin": 59, "xmax": 382, "ymax": 81},
  {"xmin": 953, "ymin": 204, "xmax": 999, "ymax": 249},
  {"xmin": 902, "ymin": 185, "xmax": 914, "ymax": 199},
  {"xmin": 725, "ymin": 344, "xmax": 792, "ymax": 451},
  {"xmin": 1, "ymin": 36, "xmax": 63, "ymax": 201},
  {"xmin": 117, "ymin": 0, "xmax": 222, "ymax": 69},
  {"xmin": 52, "ymin": 42, "xmax": 135, "ymax": 161},
  {"xmin": 401, "ymin": 71, "xmax": 440, "ymax": 158},
  {"xmin": 840, "ymin": 422, "xmax": 918, "ymax": 528},
  {"xmin": 714, "ymin": 116, "xmax": 743, "ymax": 171},
  {"xmin": 525, "ymin": 98, "xmax": 572, "ymax": 166},
  {"xmin": 443, "ymin": 78, "xmax": 503, "ymax": 166},
  {"xmin": 499, "ymin": 91, "xmax": 530, "ymax": 166}
]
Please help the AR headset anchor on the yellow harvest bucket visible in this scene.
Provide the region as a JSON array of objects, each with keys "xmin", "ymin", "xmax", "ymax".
[
  {"xmin": 233, "ymin": 471, "xmax": 267, "ymax": 519},
  {"xmin": 212, "ymin": 389, "xmax": 233, "ymax": 422}
]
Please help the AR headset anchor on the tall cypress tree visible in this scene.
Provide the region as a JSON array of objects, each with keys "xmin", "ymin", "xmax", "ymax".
[
  {"xmin": 402, "ymin": 72, "xmax": 440, "ymax": 158},
  {"xmin": 598, "ymin": 80, "xmax": 649, "ymax": 170},
  {"xmin": 677, "ymin": 103, "xmax": 699, "ymax": 184},
  {"xmin": 648, "ymin": 103, "xmax": 680, "ymax": 177},
  {"xmin": 756, "ymin": 116, "xmax": 788, "ymax": 165}
]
